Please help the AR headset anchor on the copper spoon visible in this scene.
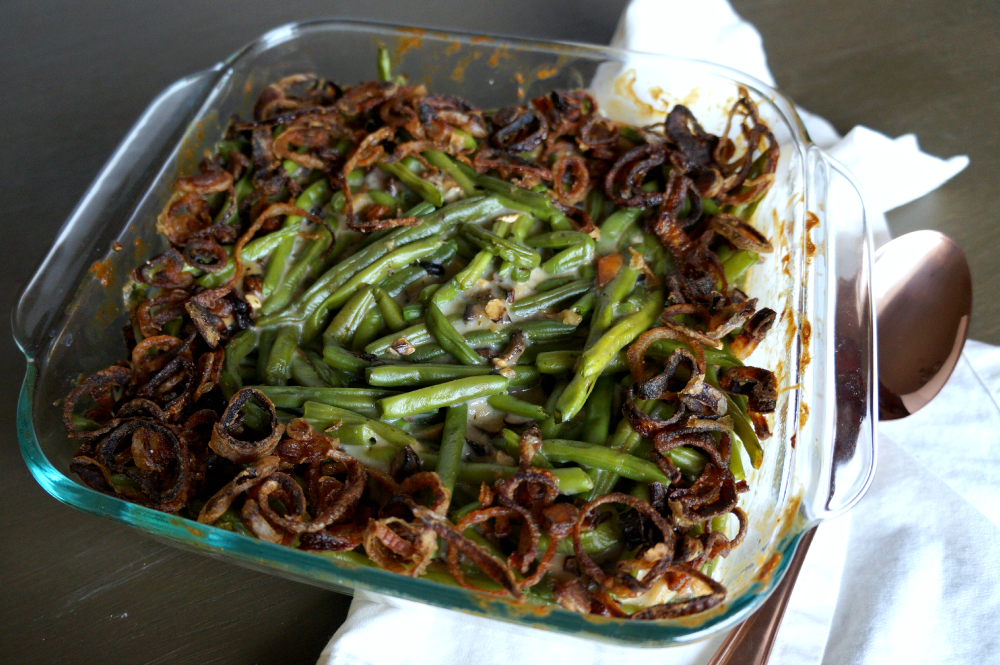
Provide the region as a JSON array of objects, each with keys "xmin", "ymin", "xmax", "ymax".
[{"xmin": 708, "ymin": 230, "xmax": 972, "ymax": 665}]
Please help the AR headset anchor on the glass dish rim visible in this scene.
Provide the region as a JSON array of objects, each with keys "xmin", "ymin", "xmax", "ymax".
[{"xmin": 13, "ymin": 18, "xmax": 849, "ymax": 647}]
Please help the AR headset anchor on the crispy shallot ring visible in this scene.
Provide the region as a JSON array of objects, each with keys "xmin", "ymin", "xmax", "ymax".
[
  {"xmin": 551, "ymin": 154, "xmax": 590, "ymax": 205},
  {"xmin": 603, "ymin": 144, "xmax": 666, "ymax": 208},
  {"xmin": 198, "ymin": 455, "xmax": 281, "ymax": 524},
  {"xmin": 70, "ymin": 456, "xmax": 117, "ymax": 496},
  {"xmin": 132, "ymin": 248, "xmax": 194, "ymax": 289},
  {"xmin": 655, "ymin": 429, "xmax": 730, "ymax": 470},
  {"xmin": 298, "ymin": 522, "xmax": 366, "ymax": 552},
  {"xmin": 573, "ymin": 493, "xmax": 675, "ymax": 598},
  {"xmin": 441, "ymin": 505, "xmax": 523, "ymax": 598},
  {"xmin": 709, "ymin": 214, "xmax": 773, "ymax": 253},
  {"xmin": 94, "ymin": 419, "xmax": 192, "ymax": 512},
  {"xmin": 135, "ymin": 289, "xmax": 189, "ymax": 338},
  {"xmin": 729, "ymin": 307, "xmax": 776, "ymax": 360},
  {"xmin": 490, "ymin": 106, "xmax": 548, "ymax": 153},
  {"xmin": 63, "ymin": 365, "xmax": 133, "ymax": 439},
  {"xmin": 629, "ymin": 564, "xmax": 727, "ymax": 620},
  {"xmin": 577, "ymin": 115, "xmax": 619, "ymax": 149},
  {"xmin": 362, "ymin": 516, "xmax": 437, "ymax": 577},
  {"xmin": 622, "ymin": 388, "xmax": 685, "ymax": 439},
  {"xmin": 130, "ymin": 334, "xmax": 183, "ymax": 384},
  {"xmin": 701, "ymin": 506, "xmax": 748, "ymax": 561},
  {"xmin": 255, "ymin": 471, "xmax": 309, "ymax": 529},
  {"xmin": 136, "ymin": 355, "xmax": 196, "ymax": 421},
  {"xmin": 705, "ymin": 298, "xmax": 758, "ymax": 340},
  {"xmin": 289, "ymin": 448, "xmax": 367, "ymax": 533},
  {"xmin": 636, "ymin": 346, "xmax": 700, "ymax": 401},
  {"xmin": 241, "ymin": 495, "xmax": 285, "ymax": 543},
  {"xmin": 193, "ymin": 348, "xmax": 225, "ymax": 402},
  {"xmin": 397, "ymin": 471, "xmax": 451, "ymax": 516},
  {"xmin": 627, "ymin": 326, "xmax": 702, "ymax": 384},
  {"xmin": 719, "ymin": 366, "xmax": 778, "ymax": 413},
  {"xmin": 115, "ymin": 398, "xmax": 168, "ymax": 423},
  {"xmin": 517, "ymin": 422, "xmax": 543, "ymax": 470},
  {"xmin": 669, "ymin": 463, "xmax": 740, "ymax": 525},
  {"xmin": 272, "ymin": 125, "xmax": 330, "ymax": 171},
  {"xmin": 472, "ymin": 148, "xmax": 552, "ymax": 184},
  {"xmin": 209, "ymin": 387, "xmax": 285, "ymax": 464},
  {"xmin": 337, "ymin": 81, "xmax": 398, "ymax": 116},
  {"xmin": 182, "ymin": 239, "xmax": 229, "ymax": 273}
]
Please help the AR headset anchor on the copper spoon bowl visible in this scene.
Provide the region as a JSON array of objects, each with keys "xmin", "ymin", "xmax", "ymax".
[{"xmin": 709, "ymin": 230, "xmax": 972, "ymax": 665}]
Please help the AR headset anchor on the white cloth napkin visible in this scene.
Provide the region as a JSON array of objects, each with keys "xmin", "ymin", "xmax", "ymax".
[{"xmin": 319, "ymin": 2, "xmax": 979, "ymax": 663}]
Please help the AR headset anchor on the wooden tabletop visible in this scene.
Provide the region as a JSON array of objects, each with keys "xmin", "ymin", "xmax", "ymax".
[{"xmin": 1, "ymin": 1, "xmax": 996, "ymax": 663}]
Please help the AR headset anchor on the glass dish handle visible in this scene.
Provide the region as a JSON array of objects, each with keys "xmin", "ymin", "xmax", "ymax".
[
  {"xmin": 12, "ymin": 66, "xmax": 222, "ymax": 361},
  {"xmin": 812, "ymin": 151, "xmax": 879, "ymax": 521}
]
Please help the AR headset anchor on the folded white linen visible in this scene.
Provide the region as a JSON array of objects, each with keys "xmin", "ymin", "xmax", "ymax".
[{"xmin": 319, "ymin": 2, "xmax": 977, "ymax": 663}]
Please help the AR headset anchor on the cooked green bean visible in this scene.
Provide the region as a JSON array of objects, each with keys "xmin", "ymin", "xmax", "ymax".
[
  {"xmin": 378, "ymin": 162, "xmax": 444, "ymax": 207},
  {"xmin": 510, "ymin": 279, "xmax": 591, "ymax": 316},
  {"xmin": 426, "ymin": 302, "xmax": 485, "ymax": 366},
  {"xmin": 486, "ymin": 394, "xmax": 548, "ymax": 421},
  {"xmin": 378, "ymin": 375, "xmax": 509, "ymax": 419},
  {"xmin": 372, "ymin": 286, "xmax": 407, "ymax": 332},
  {"xmin": 366, "ymin": 363, "xmax": 538, "ymax": 387},
  {"xmin": 437, "ymin": 403, "xmax": 468, "ymax": 497},
  {"xmin": 541, "ymin": 239, "xmax": 594, "ymax": 275},
  {"xmin": 461, "ymin": 223, "xmax": 541, "ymax": 269}
]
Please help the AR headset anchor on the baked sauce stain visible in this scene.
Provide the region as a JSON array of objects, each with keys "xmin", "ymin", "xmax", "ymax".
[
  {"xmin": 804, "ymin": 211, "xmax": 819, "ymax": 260},
  {"xmin": 487, "ymin": 45, "xmax": 511, "ymax": 68},
  {"xmin": 395, "ymin": 28, "xmax": 425, "ymax": 57},
  {"xmin": 89, "ymin": 259, "xmax": 114, "ymax": 287},
  {"xmin": 799, "ymin": 402, "xmax": 809, "ymax": 429},
  {"xmin": 614, "ymin": 69, "xmax": 658, "ymax": 118},
  {"xmin": 444, "ymin": 40, "xmax": 461, "ymax": 56},
  {"xmin": 799, "ymin": 319, "xmax": 812, "ymax": 371},
  {"xmin": 450, "ymin": 52, "xmax": 482, "ymax": 82},
  {"xmin": 536, "ymin": 66, "xmax": 558, "ymax": 80},
  {"xmin": 755, "ymin": 551, "xmax": 782, "ymax": 585},
  {"xmin": 470, "ymin": 36, "xmax": 489, "ymax": 44}
]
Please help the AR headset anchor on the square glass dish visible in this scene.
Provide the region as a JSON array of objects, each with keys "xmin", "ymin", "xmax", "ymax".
[{"xmin": 13, "ymin": 20, "xmax": 876, "ymax": 646}]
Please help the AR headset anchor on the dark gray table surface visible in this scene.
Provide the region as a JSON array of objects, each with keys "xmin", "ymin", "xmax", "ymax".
[{"xmin": 1, "ymin": 1, "xmax": 996, "ymax": 663}]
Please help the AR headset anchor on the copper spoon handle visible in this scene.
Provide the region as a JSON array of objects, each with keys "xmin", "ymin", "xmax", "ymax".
[{"xmin": 706, "ymin": 527, "xmax": 817, "ymax": 665}]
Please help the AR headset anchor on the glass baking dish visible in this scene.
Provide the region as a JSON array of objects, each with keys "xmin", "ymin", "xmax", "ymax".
[{"xmin": 12, "ymin": 20, "xmax": 876, "ymax": 646}]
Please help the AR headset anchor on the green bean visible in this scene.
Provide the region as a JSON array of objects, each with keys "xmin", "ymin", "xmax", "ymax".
[
  {"xmin": 510, "ymin": 279, "xmax": 591, "ymax": 317},
  {"xmin": 534, "ymin": 276, "xmax": 576, "ymax": 292},
  {"xmin": 302, "ymin": 401, "xmax": 370, "ymax": 428},
  {"xmin": 461, "ymin": 223, "xmax": 541, "ymax": 269},
  {"xmin": 372, "ymin": 286, "xmax": 407, "ymax": 332},
  {"xmin": 541, "ymin": 240, "xmax": 594, "ymax": 275},
  {"xmin": 486, "ymin": 394, "xmax": 548, "ymax": 421},
  {"xmin": 368, "ymin": 189, "xmax": 401, "ymax": 209},
  {"xmin": 324, "ymin": 285, "xmax": 376, "ymax": 347},
  {"xmin": 321, "ymin": 344, "xmax": 373, "ymax": 375},
  {"xmin": 498, "ymin": 213, "xmax": 537, "ymax": 277},
  {"xmin": 256, "ymin": 329, "xmax": 276, "ymax": 384},
  {"xmin": 536, "ymin": 349, "xmax": 624, "ymax": 375},
  {"xmin": 302, "ymin": 401, "xmax": 416, "ymax": 448},
  {"xmin": 538, "ymin": 378, "xmax": 569, "ymax": 439},
  {"xmin": 424, "ymin": 149, "xmax": 478, "ymax": 195},
  {"xmin": 556, "ymin": 290, "xmax": 664, "ymax": 421},
  {"xmin": 723, "ymin": 249, "xmax": 759, "ymax": 285},
  {"xmin": 261, "ymin": 236, "xmax": 296, "ymax": 301},
  {"xmin": 583, "ymin": 375, "xmax": 615, "ymax": 445},
  {"xmin": 525, "ymin": 231, "xmax": 593, "ymax": 249},
  {"xmin": 705, "ymin": 366, "xmax": 762, "ymax": 468},
  {"xmin": 289, "ymin": 350, "xmax": 326, "ymax": 388},
  {"xmin": 426, "ymin": 302, "xmax": 486, "ymax": 366},
  {"xmin": 378, "ymin": 375, "xmax": 509, "ymax": 419},
  {"xmin": 325, "ymin": 237, "xmax": 441, "ymax": 312},
  {"xmin": 263, "ymin": 326, "xmax": 298, "ymax": 386},
  {"xmin": 596, "ymin": 209, "xmax": 642, "ymax": 255},
  {"xmin": 419, "ymin": 455, "xmax": 593, "ymax": 494},
  {"xmin": 433, "ymin": 248, "xmax": 494, "ymax": 305},
  {"xmin": 305, "ymin": 350, "xmax": 347, "ymax": 387},
  {"xmin": 437, "ymin": 403, "xmax": 468, "ymax": 497},
  {"xmin": 402, "ymin": 304, "xmax": 423, "ymax": 322},
  {"xmin": 553, "ymin": 518, "xmax": 620, "ymax": 555},
  {"xmin": 366, "ymin": 364, "xmax": 538, "ymax": 387},
  {"xmin": 567, "ymin": 291, "xmax": 596, "ymax": 318},
  {"xmin": 220, "ymin": 330, "xmax": 257, "ymax": 398},
  {"xmin": 254, "ymin": 386, "xmax": 395, "ymax": 417},
  {"xmin": 587, "ymin": 264, "xmax": 640, "ymax": 346},
  {"xmin": 351, "ymin": 308, "xmax": 384, "ymax": 352},
  {"xmin": 377, "ymin": 45, "xmax": 392, "ymax": 82},
  {"xmin": 378, "ymin": 162, "xmax": 444, "ymax": 207},
  {"xmin": 541, "ymin": 439, "xmax": 668, "ymax": 484},
  {"xmin": 262, "ymin": 227, "xmax": 332, "ymax": 315}
]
